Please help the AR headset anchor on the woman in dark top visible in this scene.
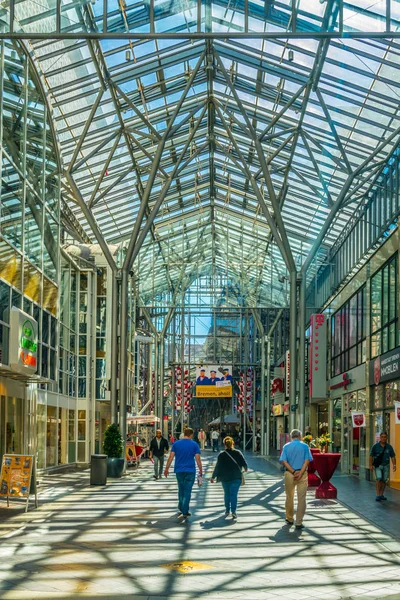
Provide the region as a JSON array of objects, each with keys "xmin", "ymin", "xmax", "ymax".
[{"xmin": 210, "ymin": 436, "xmax": 248, "ymax": 519}]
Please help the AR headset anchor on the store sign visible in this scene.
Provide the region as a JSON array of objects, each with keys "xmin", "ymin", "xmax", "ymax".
[
  {"xmin": 369, "ymin": 347, "xmax": 400, "ymax": 386},
  {"xmin": 285, "ymin": 350, "xmax": 290, "ymax": 397},
  {"xmin": 329, "ymin": 372, "xmax": 352, "ymax": 391},
  {"xmin": 351, "ymin": 412, "xmax": 366, "ymax": 428},
  {"xmin": 309, "ymin": 313, "xmax": 327, "ymax": 399},
  {"xmin": 9, "ymin": 308, "xmax": 38, "ymax": 375}
]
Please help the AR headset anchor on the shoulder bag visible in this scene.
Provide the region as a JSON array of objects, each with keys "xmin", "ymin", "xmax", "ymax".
[
  {"xmin": 373, "ymin": 445, "xmax": 386, "ymax": 468},
  {"xmin": 224, "ymin": 451, "xmax": 245, "ymax": 486}
]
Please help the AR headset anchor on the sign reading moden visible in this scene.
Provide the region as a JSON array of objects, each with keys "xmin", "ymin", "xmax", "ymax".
[
  {"xmin": 369, "ymin": 347, "xmax": 400, "ymax": 386},
  {"xmin": 9, "ymin": 307, "xmax": 38, "ymax": 375}
]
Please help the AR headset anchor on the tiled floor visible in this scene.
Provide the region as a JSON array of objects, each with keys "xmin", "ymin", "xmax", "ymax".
[{"xmin": 0, "ymin": 454, "xmax": 400, "ymax": 599}]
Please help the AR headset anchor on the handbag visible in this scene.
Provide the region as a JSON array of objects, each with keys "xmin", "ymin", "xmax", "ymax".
[
  {"xmin": 373, "ymin": 446, "xmax": 385, "ymax": 468},
  {"xmin": 224, "ymin": 451, "xmax": 245, "ymax": 486}
]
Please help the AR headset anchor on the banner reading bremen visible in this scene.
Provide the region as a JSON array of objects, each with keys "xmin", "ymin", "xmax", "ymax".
[{"xmin": 195, "ymin": 365, "xmax": 233, "ymax": 398}]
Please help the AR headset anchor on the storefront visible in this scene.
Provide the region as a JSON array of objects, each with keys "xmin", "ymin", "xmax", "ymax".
[
  {"xmin": 369, "ymin": 347, "xmax": 400, "ymax": 490},
  {"xmin": 329, "ymin": 364, "xmax": 367, "ymax": 476}
]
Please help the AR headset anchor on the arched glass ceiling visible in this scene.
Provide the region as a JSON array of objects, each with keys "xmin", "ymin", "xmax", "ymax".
[{"xmin": 4, "ymin": 1, "xmax": 400, "ymax": 306}]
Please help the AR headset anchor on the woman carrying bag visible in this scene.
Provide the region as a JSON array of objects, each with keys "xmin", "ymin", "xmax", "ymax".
[{"xmin": 210, "ymin": 436, "xmax": 248, "ymax": 520}]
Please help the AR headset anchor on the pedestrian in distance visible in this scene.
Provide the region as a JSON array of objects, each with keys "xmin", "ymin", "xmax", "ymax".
[
  {"xmin": 369, "ymin": 432, "xmax": 396, "ymax": 501},
  {"xmin": 279, "ymin": 429, "xmax": 313, "ymax": 530},
  {"xmin": 149, "ymin": 429, "xmax": 169, "ymax": 480},
  {"xmin": 164, "ymin": 427, "xmax": 203, "ymax": 521},
  {"xmin": 210, "ymin": 436, "xmax": 247, "ymax": 520},
  {"xmin": 198, "ymin": 428, "xmax": 206, "ymax": 451},
  {"xmin": 211, "ymin": 429, "xmax": 220, "ymax": 452}
]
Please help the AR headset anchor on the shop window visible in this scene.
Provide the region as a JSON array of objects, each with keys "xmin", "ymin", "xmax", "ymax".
[
  {"xmin": 46, "ymin": 406, "xmax": 57, "ymax": 467},
  {"xmin": 36, "ymin": 403, "xmax": 46, "ymax": 469},
  {"xmin": 331, "ymin": 286, "xmax": 366, "ymax": 376},
  {"xmin": 77, "ymin": 410, "xmax": 86, "ymax": 463},
  {"xmin": 370, "ymin": 254, "xmax": 398, "ymax": 358},
  {"xmin": 0, "ymin": 324, "xmax": 9, "ymax": 365},
  {"xmin": 68, "ymin": 409, "xmax": 76, "ymax": 462}
]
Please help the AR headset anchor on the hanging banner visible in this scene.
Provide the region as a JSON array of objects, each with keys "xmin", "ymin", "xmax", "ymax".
[
  {"xmin": 351, "ymin": 412, "xmax": 366, "ymax": 428},
  {"xmin": 195, "ymin": 365, "xmax": 232, "ymax": 397},
  {"xmin": 395, "ymin": 402, "xmax": 400, "ymax": 425},
  {"xmin": 285, "ymin": 351, "xmax": 290, "ymax": 397},
  {"xmin": 309, "ymin": 313, "xmax": 327, "ymax": 399}
]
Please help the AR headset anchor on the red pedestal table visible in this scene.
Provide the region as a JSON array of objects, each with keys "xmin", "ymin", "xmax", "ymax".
[
  {"xmin": 313, "ymin": 453, "xmax": 341, "ymax": 499},
  {"xmin": 308, "ymin": 448, "xmax": 321, "ymax": 487}
]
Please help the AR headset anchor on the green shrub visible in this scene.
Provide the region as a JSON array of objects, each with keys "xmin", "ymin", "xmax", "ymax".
[{"xmin": 103, "ymin": 423, "xmax": 124, "ymax": 458}]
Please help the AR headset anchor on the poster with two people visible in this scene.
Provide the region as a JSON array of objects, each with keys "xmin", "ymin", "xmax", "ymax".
[{"xmin": 195, "ymin": 365, "xmax": 233, "ymax": 398}]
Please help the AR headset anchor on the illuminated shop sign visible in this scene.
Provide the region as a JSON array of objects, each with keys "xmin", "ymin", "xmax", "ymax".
[
  {"xmin": 9, "ymin": 308, "xmax": 38, "ymax": 375},
  {"xmin": 369, "ymin": 347, "xmax": 400, "ymax": 386},
  {"xmin": 309, "ymin": 313, "xmax": 327, "ymax": 399}
]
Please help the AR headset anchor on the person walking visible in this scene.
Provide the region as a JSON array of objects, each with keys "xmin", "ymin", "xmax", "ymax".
[
  {"xmin": 211, "ymin": 429, "xmax": 220, "ymax": 452},
  {"xmin": 198, "ymin": 429, "xmax": 206, "ymax": 451},
  {"xmin": 149, "ymin": 429, "xmax": 169, "ymax": 480},
  {"xmin": 369, "ymin": 432, "xmax": 396, "ymax": 502},
  {"xmin": 210, "ymin": 436, "xmax": 247, "ymax": 520},
  {"xmin": 164, "ymin": 427, "xmax": 203, "ymax": 520},
  {"xmin": 279, "ymin": 429, "xmax": 313, "ymax": 530}
]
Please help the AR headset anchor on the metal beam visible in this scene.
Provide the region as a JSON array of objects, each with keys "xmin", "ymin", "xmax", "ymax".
[
  {"xmin": 122, "ymin": 49, "xmax": 206, "ymax": 273},
  {"xmin": 3, "ymin": 32, "xmax": 400, "ymax": 40},
  {"xmin": 301, "ymin": 121, "xmax": 400, "ymax": 276},
  {"xmin": 215, "ymin": 50, "xmax": 296, "ymax": 273}
]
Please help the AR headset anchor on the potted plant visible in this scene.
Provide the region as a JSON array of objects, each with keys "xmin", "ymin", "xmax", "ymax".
[
  {"xmin": 318, "ymin": 433, "xmax": 331, "ymax": 453},
  {"xmin": 103, "ymin": 423, "xmax": 125, "ymax": 477},
  {"xmin": 302, "ymin": 434, "xmax": 313, "ymax": 446}
]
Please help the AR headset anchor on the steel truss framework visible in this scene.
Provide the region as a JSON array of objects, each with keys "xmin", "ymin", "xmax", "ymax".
[{"xmin": 2, "ymin": 1, "xmax": 400, "ymax": 435}]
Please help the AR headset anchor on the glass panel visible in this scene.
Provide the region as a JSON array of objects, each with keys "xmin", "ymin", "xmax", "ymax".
[
  {"xmin": 0, "ymin": 238, "xmax": 22, "ymax": 290},
  {"xmin": 371, "ymin": 271, "xmax": 382, "ymax": 333}
]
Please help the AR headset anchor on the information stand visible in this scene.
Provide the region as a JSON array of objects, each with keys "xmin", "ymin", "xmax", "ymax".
[{"xmin": 0, "ymin": 454, "xmax": 37, "ymax": 513}]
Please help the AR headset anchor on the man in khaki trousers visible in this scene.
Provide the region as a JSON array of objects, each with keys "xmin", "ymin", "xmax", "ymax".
[{"xmin": 280, "ymin": 429, "xmax": 313, "ymax": 530}]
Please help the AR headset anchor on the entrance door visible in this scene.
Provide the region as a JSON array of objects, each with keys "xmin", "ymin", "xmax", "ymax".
[{"xmin": 343, "ymin": 393, "xmax": 357, "ymax": 475}]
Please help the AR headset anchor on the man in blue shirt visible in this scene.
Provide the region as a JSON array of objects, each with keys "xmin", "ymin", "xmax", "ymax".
[
  {"xmin": 164, "ymin": 427, "xmax": 203, "ymax": 520},
  {"xmin": 369, "ymin": 432, "xmax": 396, "ymax": 501},
  {"xmin": 280, "ymin": 429, "xmax": 313, "ymax": 529}
]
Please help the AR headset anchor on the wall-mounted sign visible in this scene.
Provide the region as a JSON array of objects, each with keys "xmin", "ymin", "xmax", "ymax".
[
  {"xmin": 329, "ymin": 372, "xmax": 352, "ymax": 391},
  {"xmin": 369, "ymin": 347, "xmax": 400, "ymax": 386},
  {"xmin": 285, "ymin": 350, "xmax": 290, "ymax": 397},
  {"xmin": 309, "ymin": 313, "xmax": 327, "ymax": 399},
  {"xmin": 351, "ymin": 412, "xmax": 366, "ymax": 428},
  {"xmin": 9, "ymin": 308, "xmax": 38, "ymax": 375},
  {"xmin": 272, "ymin": 404, "xmax": 283, "ymax": 416}
]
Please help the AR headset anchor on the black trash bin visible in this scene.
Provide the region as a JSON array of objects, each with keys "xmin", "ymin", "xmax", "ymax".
[{"xmin": 90, "ymin": 454, "xmax": 107, "ymax": 485}]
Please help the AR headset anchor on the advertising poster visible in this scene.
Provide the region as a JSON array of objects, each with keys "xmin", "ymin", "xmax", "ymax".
[
  {"xmin": 0, "ymin": 455, "xmax": 33, "ymax": 506},
  {"xmin": 195, "ymin": 365, "xmax": 233, "ymax": 398},
  {"xmin": 351, "ymin": 412, "xmax": 366, "ymax": 428},
  {"xmin": 395, "ymin": 401, "xmax": 400, "ymax": 425}
]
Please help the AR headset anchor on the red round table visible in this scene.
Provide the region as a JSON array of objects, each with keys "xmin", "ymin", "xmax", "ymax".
[
  {"xmin": 312, "ymin": 453, "xmax": 341, "ymax": 499},
  {"xmin": 308, "ymin": 448, "xmax": 321, "ymax": 487}
]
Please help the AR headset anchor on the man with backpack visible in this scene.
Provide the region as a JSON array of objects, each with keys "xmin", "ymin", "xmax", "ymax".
[{"xmin": 369, "ymin": 432, "xmax": 396, "ymax": 501}]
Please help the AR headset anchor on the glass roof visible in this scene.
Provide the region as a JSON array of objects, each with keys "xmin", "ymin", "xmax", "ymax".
[{"xmin": 6, "ymin": 0, "xmax": 400, "ymax": 306}]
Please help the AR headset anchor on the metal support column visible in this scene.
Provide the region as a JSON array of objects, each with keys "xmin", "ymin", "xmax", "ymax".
[
  {"xmin": 265, "ymin": 336, "xmax": 272, "ymax": 456},
  {"xmin": 154, "ymin": 338, "xmax": 159, "ymax": 432},
  {"xmin": 260, "ymin": 333, "xmax": 266, "ymax": 455},
  {"xmin": 180, "ymin": 302, "xmax": 185, "ymax": 435},
  {"xmin": 119, "ymin": 269, "xmax": 129, "ymax": 453},
  {"xmin": 110, "ymin": 276, "xmax": 118, "ymax": 424},
  {"xmin": 289, "ymin": 271, "xmax": 297, "ymax": 431},
  {"xmin": 298, "ymin": 277, "xmax": 306, "ymax": 434}
]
